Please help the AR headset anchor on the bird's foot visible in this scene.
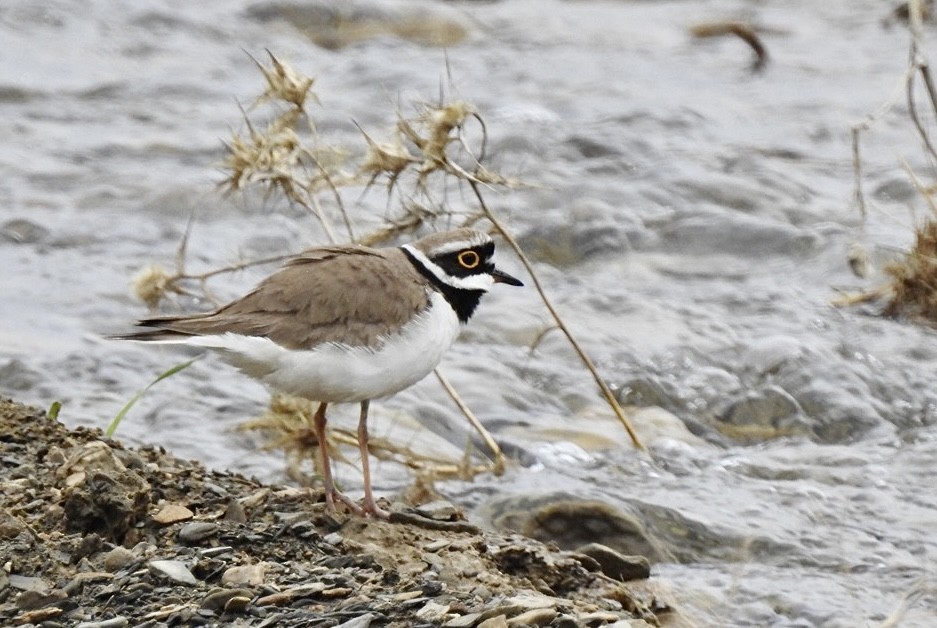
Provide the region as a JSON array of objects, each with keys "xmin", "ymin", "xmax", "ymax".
[{"xmin": 322, "ymin": 489, "xmax": 389, "ymax": 519}]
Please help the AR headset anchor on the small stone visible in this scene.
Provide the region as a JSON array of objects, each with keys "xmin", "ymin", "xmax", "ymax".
[
  {"xmin": 423, "ymin": 539, "xmax": 451, "ymax": 552},
  {"xmin": 393, "ymin": 590, "xmax": 424, "ymax": 601},
  {"xmin": 415, "ymin": 500, "xmax": 460, "ymax": 521},
  {"xmin": 64, "ymin": 571, "xmax": 113, "ymax": 594},
  {"xmin": 574, "ymin": 543, "xmax": 650, "ymax": 581},
  {"xmin": 152, "ymin": 503, "xmax": 194, "ymax": 525},
  {"xmin": 148, "ymin": 559, "xmax": 198, "ymax": 586},
  {"xmin": 335, "ymin": 613, "xmax": 374, "ymax": 628},
  {"xmin": 15, "ymin": 587, "xmax": 67, "ymax": 611},
  {"xmin": 223, "ymin": 595, "xmax": 252, "ymax": 613},
  {"xmin": 416, "ymin": 600, "xmax": 450, "ymax": 622},
  {"xmin": 255, "ymin": 591, "xmax": 292, "ymax": 607},
  {"xmin": 221, "ymin": 563, "xmax": 266, "ymax": 587},
  {"xmin": 75, "ymin": 618, "xmax": 130, "ymax": 628},
  {"xmin": 224, "ymin": 498, "xmax": 247, "ymax": 523},
  {"xmin": 178, "ymin": 521, "xmax": 220, "ymax": 544},
  {"xmin": 444, "ymin": 612, "xmax": 482, "ymax": 627},
  {"xmin": 102, "ymin": 546, "xmax": 136, "ymax": 572},
  {"xmin": 8, "ymin": 575, "xmax": 50, "ymax": 593},
  {"xmin": 578, "ymin": 611, "xmax": 624, "ymax": 624},
  {"xmin": 478, "ymin": 615, "xmax": 509, "ymax": 628},
  {"xmin": 0, "ymin": 509, "xmax": 28, "ymax": 539},
  {"xmin": 201, "ymin": 587, "xmax": 256, "ymax": 611},
  {"xmin": 321, "ymin": 586, "xmax": 352, "ymax": 599},
  {"xmin": 508, "ymin": 608, "xmax": 557, "ymax": 626},
  {"xmin": 13, "ymin": 606, "xmax": 62, "ymax": 624},
  {"xmin": 323, "ymin": 532, "xmax": 343, "ymax": 545}
]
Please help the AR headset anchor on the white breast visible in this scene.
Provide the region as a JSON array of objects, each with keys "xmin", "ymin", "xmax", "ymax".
[{"xmin": 186, "ymin": 292, "xmax": 462, "ymax": 403}]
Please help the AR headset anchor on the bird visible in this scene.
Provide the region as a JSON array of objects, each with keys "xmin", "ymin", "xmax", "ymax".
[{"xmin": 116, "ymin": 228, "xmax": 523, "ymax": 518}]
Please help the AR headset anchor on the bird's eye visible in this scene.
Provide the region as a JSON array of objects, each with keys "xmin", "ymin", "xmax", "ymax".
[{"xmin": 457, "ymin": 250, "xmax": 480, "ymax": 269}]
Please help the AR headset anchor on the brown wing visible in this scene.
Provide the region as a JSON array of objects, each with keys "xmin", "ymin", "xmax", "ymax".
[{"xmin": 128, "ymin": 245, "xmax": 430, "ymax": 350}]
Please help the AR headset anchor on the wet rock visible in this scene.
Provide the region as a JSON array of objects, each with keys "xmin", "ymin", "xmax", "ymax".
[
  {"xmin": 246, "ymin": 1, "xmax": 466, "ymax": 50},
  {"xmin": 178, "ymin": 521, "xmax": 220, "ymax": 544},
  {"xmin": 148, "ymin": 559, "xmax": 198, "ymax": 586},
  {"xmin": 574, "ymin": 543, "xmax": 651, "ymax": 581},
  {"xmin": 489, "ymin": 496, "xmax": 660, "ymax": 561},
  {"xmin": 1, "ymin": 218, "xmax": 49, "ymax": 244},
  {"xmin": 718, "ymin": 385, "xmax": 808, "ymax": 438}
]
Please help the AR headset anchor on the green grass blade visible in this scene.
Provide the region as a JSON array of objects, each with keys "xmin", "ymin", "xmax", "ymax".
[
  {"xmin": 47, "ymin": 401, "xmax": 62, "ymax": 421},
  {"xmin": 106, "ymin": 356, "xmax": 201, "ymax": 437}
]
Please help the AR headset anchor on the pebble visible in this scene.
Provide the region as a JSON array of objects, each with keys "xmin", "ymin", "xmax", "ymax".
[
  {"xmin": 102, "ymin": 546, "xmax": 136, "ymax": 572},
  {"xmin": 152, "ymin": 503, "xmax": 194, "ymax": 525},
  {"xmin": 201, "ymin": 587, "xmax": 256, "ymax": 611},
  {"xmin": 478, "ymin": 615, "xmax": 509, "ymax": 628},
  {"xmin": 508, "ymin": 608, "xmax": 557, "ymax": 626},
  {"xmin": 13, "ymin": 607, "xmax": 62, "ymax": 624},
  {"xmin": 336, "ymin": 614, "xmax": 374, "ymax": 628},
  {"xmin": 148, "ymin": 559, "xmax": 198, "ymax": 586},
  {"xmin": 444, "ymin": 612, "xmax": 482, "ymax": 627},
  {"xmin": 8, "ymin": 574, "xmax": 49, "ymax": 592},
  {"xmin": 223, "ymin": 595, "xmax": 252, "ymax": 613},
  {"xmin": 178, "ymin": 521, "xmax": 220, "ymax": 544},
  {"xmin": 415, "ymin": 500, "xmax": 461, "ymax": 521},
  {"xmin": 75, "ymin": 618, "xmax": 129, "ymax": 628},
  {"xmin": 221, "ymin": 563, "xmax": 266, "ymax": 587},
  {"xmin": 416, "ymin": 600, "xmax": 450, "ymax": 622}
]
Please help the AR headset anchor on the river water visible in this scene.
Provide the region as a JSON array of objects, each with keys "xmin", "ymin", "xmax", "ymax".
[{"xmin": 2, "ymin": 0, "xmax": 936, "ymax": 625}]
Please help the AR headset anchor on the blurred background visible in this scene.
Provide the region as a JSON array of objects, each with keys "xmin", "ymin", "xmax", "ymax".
[{"xmin": 2, "ymin": 0, "xmax": 936, "ymax": 625}]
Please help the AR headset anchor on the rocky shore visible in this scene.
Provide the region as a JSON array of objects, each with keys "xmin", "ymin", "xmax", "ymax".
[{"xmin": 0, "ymin": 398, "xmax": 678, "ymax": 627}]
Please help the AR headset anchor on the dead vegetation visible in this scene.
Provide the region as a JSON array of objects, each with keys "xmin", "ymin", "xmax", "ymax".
[
  {"xmin": 128, "ymin": 52, "xmax": 644, "ymax": 497},
  {"xmin": 841, "ymin": 1, "xmax": 937, "ymax": 328}
]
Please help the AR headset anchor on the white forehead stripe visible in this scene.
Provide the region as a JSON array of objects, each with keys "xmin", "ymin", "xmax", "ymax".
[
  {"xmin": 401, "ymin": 244, "xmax": 495, "ymax": 292},
  {"xmin": 427, "ymin": 234, "xmax": 492, "ymax": 256}
]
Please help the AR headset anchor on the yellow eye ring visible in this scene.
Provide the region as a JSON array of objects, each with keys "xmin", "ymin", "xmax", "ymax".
[{"xmin": 458, "ymin": 250, "xmax": 481, "ymax": 269}]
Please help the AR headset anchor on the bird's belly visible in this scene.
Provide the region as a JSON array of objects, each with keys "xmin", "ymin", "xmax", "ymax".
[{"xmin": 220, "ymin": 295, "xmax": 461, "ymax": 402}]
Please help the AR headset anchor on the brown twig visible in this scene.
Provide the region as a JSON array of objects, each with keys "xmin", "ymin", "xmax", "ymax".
[{"xmin": 433, "ymin": 368, "xmax": 506, "ymax": 475}]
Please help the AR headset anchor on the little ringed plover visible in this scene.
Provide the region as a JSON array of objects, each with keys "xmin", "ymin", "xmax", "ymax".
[{"xmin": 116, "ymin": 228, "xmax": 522, "ymax": 518}]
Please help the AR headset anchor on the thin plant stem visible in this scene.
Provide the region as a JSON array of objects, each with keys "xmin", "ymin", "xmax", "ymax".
[
  {"xmin": 468, "ymin": 180, "xmax": 646, "ymax": 452},
  {"xmin": 433, "ymin": 368, "xmax": 506, "ymax": 475}
]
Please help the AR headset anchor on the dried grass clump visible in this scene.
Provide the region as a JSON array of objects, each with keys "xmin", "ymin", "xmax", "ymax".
[
  {"xmin": 884, "ymin": 219, "xmax": 937, "ymax": 320},
  {"xmin": 843, "ymin": 1, "xmax": 937, "ymax": 326}
]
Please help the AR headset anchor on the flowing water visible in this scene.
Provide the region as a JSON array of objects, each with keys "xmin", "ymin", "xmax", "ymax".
[{"xmin": 2, "ymin": 0, "xmax": 937, "ymax": 625}]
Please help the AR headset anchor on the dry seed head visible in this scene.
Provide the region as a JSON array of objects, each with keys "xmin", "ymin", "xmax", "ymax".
[
  {"xmin": 359, "ymin": 133, "xmax": 417, "ymax": 177},
  {"xmin": 255, "ymin": 52, "xmax": 317, "ymax": 109},
  {"xmin": 132, "ymin": 264, "xmax": 174, "ymax": 309},
  {"xmin": 222, "ymin": 114, "xmax": 305, "ymax": 192}
]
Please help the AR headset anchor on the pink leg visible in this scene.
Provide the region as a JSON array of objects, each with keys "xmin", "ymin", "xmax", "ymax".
[
  {"xmin": 358, "ymin": 400, "xmax": 389, "ymax": 519},
  {"xmin": 313, "ymin": 402, "xmax": 363, "ymax": 515}
]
